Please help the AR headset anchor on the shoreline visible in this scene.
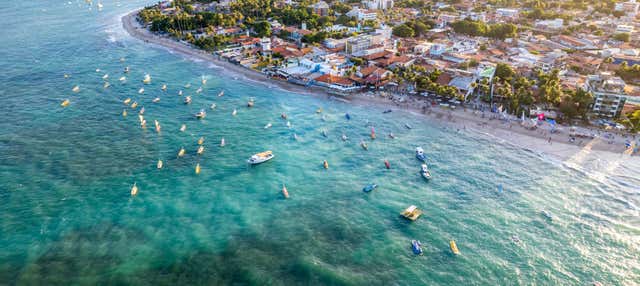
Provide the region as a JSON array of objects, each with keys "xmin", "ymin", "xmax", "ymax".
[{"xmin": 121, "ymin": 10, "xmax": 637, "ymax": 163}]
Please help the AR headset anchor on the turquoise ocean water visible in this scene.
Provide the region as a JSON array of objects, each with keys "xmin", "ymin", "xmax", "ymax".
[{"xmin": 0, "ymin": 1, "xmax": 638, "ymax": 285}]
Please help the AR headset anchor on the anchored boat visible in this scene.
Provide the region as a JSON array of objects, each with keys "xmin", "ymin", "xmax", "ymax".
[
  {"xmin": 400, "ymin": 205, "xmax": 422, "ymax": 221},
  {"xmin": 420, "ymin": 164, "xmax": 431, "ymax": 180},
  {"xmin": 247, "ymin": 151, "xmax": 274, "ymax": 165},
  {"xmin": 411, "ymin": 240, "xmax": 423, "ymax": 255},
  {"xmin": 416, "ymin": 147, "xmax": 426, "ymax": 162},
  {"xmin": 362, "ymin": 184, "xmax": 377, "ymax": 193}
]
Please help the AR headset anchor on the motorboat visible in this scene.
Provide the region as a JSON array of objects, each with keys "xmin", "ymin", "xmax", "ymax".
[
  {"xmin": 180, "ymin": 124, "xmax": 186, "ymax": 132},
  {"xmin": 286, "ymin": 121, "xmax": 291, "ymax": 128},
  {"xmin": 220, "ymin": 138, "xmax": 225, "ymax": 147},
  {"xmin": 321, "ymin": 115, "xmax": 327, "ymax": 121},
  {"xmin": 178, "ymin": 90, "xmax": 183, "ymax": 96},
  {"xmin": 416, "ymin": 147, "xmax": 426, "ymax": 162},
  {"xmin": 195, "ymin": 109, "xmax": 206, "ymax": 119},
  {"xmin": 450, "ymin": 240, "xmax": 460, "ymax": 255},
  {"xmin": 400, "ymin": 205, "xmax": 422, "ymax": 221},
  {"xmin": 420, "ymin": 164, "xmax": 431, "ymax": 180},
  {"xmin": 142, "ymin": 74, "xmax": 151, "ymax": 84},
  {"xmin": 124, "ymin": 66, "xmax": 130, "ymax": 73},
  {"xmin": 217, "ymin": 90, "xmax": 224, "ymax": 97},
  {"xmin": 178, "ymin": 147, "xmax": 185, "ymax": 157},
  {"xmin": 197, "ymin": 146, "xmax": 204, "ymax": 155},
  {"xmin": 360, "ymin": 140, "xmax": 368, "ymax": 150},
  {"xmin": 383, "ymin": 109, "xmax": 392, "ymax": 114},
  {"xmin": 123, "ymin": 98, "xmax": 131, "ymax": 105},
  {"xmin": 102, "ymin": 73, "xmax": 109, "ymax": 80},
  {"xmin": 152, "ymin": 97, "xmax": 160, "ymax": 103},
  {"xmin": 198, "ymin": 137, "xmax": 204, "ymax": 145},
  {"xmin": 281, "ymin": 113, "xmax": 287, "ymax": 120},
  {"xmin": 264, "ymin": 122, "xmax": 272, "ymax": 129},
  {"xmin": 139, "ymin": 107, "xmax": 145, "ymax": 115},
  {"xmin": 362, "ymin": 184, "xmax": 377, "ymax": 193},
  {"xmin": 184, "ymin": 83, "xmax": 191, "ymax": 88},
  {"xmin": 282, "ymin": 184, "xmax": 289, "ymax": 199},
  {"xmin": 316, "ymin": 108, "xmax": 322, "ymax": 113},
  {"xmin": 140, "ymin": 119, "xmax": 147, "ymax": 128},
  {"xmin": 138, "ymin": 87, "xmax": 144, "ymax": 94},
  {"xmin": 130, "ymin": 102, "xmax": 138, "ymax": 109},
  {"xmin": 247, "ymin": 151, "xmax": 274, "ymax": 165},
  {"xmin": 247, "ymin": 99, "xmax": 254, "ymax": 107},
  {"xmin": 60, "ymin": 99, "xmax": 70, "ymax": 107},
  {"xmin": 293, "ymin": 133, "xmax": 298, "ymax": 141},
  {"xmin": 119, "ymin": 76, "xmax": 126, "ymax": 82},
  {"xmin": 184, "ymin": 96, "xmax": 192, "ymax": 104},
  {"xmin": 201, "ymin": 76, "xmax": 207, "ymax": 85},
  {"xmin": 196, "ymin": 87, "xmax": 202, "ymax": 94},
  {"xmin": 157, "ymin": 160, "xmax": 163, "ymax": 169},
  {"xmin": 130, "ymin": 182, "xmax": 138, "ymax": 196},
  {"xmin": 341, "ymin": 134, "xmax": 348, "ymax": 141},
  {"xmin": 232, "ymin": 109, "xmax": 237, "ymax": 116},
  {"xmin": 388, "ymin": 133, "xmax": 395, "ymax": 139},
  {"xmin": 323, "ymin": 160, "xmax": 329, "ymax": 169},
  {"xmin": 411, "ymin": 240, "xmax": 423, "ymax": 255},
  {"xmin": 161, "ymin": 84, "xmax": 167, "ymax": 91},
  {"xmin": 210, "ymin": 103, "xmax": 216, "ymax": 109},
  {"xmin": 404, "ymin": 123, "xmax": 412, "ymax": 129},
  {"xmin": 103, "ymin": 82, "xmax": 110, "ymax": 89},
  {"xmin": 195, "ymin": 163, "xmax": 201, "ymax": 174},
  {"xmin": 541, "ymin": 210, "xmax": 554, "ymax": 221},
  {"xmin": 72, "ymin": 85, "xmax": 80, "ymax": 93},
  {"xmin": 384, "ymin": 160, "xmax": 390, "ymax": 169},
  {"xmin": 122, "ymin": 109, "xmax": 127, "ymax": 117},
  {"xmin": 154, "ymin": 120, "xmax": 161, "ymax": 133},
  {"xmin": 345, "ymin": 113, "xmax": 351, "ymax": 120}
]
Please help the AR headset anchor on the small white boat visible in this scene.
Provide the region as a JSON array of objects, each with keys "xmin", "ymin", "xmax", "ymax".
[
  {"xmin": 184, "ymin": 83, "xmax": 191, "ymax": 89},
  {"xmin": 61, "ymin": 99, "xmax": 70, "ymax": 107},
  {"xmin": 405, "ymin": 123, "xmax": 412, "ymax": 129},
  {"xmin": 119, "ymin": 76, "xmax": 126, "ymax": 82},
  {"xmin": 178, "ymin": 147, "xmax": 186, "ymax": 157},
  {"xmin": 293, "ymin": 133, "xmax": 299, "ymax": 140},
  {"xmin": 123, "ymin": 98, "xmax": 131, "ymax": 105},
  {"xmin": 220, "ymin": 138, "xmax": 225, "ymax": 147},
  {"xmin": 341, "ymin": 133, "xmax": 348, "ymax": 141},
  {"xmin": 130, "ymin": 182, "xmax": 138, "ymax": 196},
  {"xmin": 161, "ymin": 84, "xmax": 167, "ymax": 91},
  {"xmin": 210, "ymin": 103, "xmax": 216, "ymax": 109},
  {"xmin": 72, "ymin": 85, "xmax": 80, "ymax": 93},
  {"xmin": 247, "ymin": 151, "xmax": 274, "ymax": 165},
  {"xmin": 152, "ymin": 97, "xmax": 160, "ymax": 103},
  {"xmin": 122, "ymin": 109, "xmax": 127, "ymax": 117},
  {"xmin": 232, "ymin": 109, "xmax": 237, "ymax": 116},
  {"xmin": 124, "ymin": 66, "xmax": 130, "ymax": 73},
  {"xmin": 282, "ymin": 184, "xmax": 289, "ymax": 199},
  {"xmin": 180, "ymin": 124, "xmax": 186, "ymax": 132},
  {"xmin": 196, "ymin": 87, "xmax": 202, "ymax": 94},
  {"xmin": 218, "ymin": 90, "xmax": 224, "ymax": 97},
  {"xmin": 184, "ymin": 96, "xmax": 192, "ymax": 104},
  {"xmin": 201, "ymin": 76, "xmax": 207, "ymax": 85},
  {"xmin": 154, "ymin": 120, "xmax": 161, "ymax": 132},
  {"xmin": 286, "ymin": 121, "xmax": 291, "ymax": 128},
  {"xmin": 264, "ymin": 122, "xmax": 272, "ymax": 129},
  {"xmin": 420, "ymin": 164, "xmax": 431, "ymax": 180},
  {"xmin": 360, "ymin": 140, "xmax": 368, "ymax": 150},
  {"xmin": 102, "ymin": 73, "xmax": 109, "ymax": 80},
  {"xmin": 139, "ymin": 107, "xmax": 145, "ymax": 115},
  {"xmin": 138, "ymin": 87, "xmax": 144, "ymax": 94},
  {"xmin": 178, "ymin": 90, "xmax": 183, "ymax": 96},
  {"xmin": 157, "ymin": 160, "xmax": 163, "ymax": 169},
  {"xmin": 103, "ymin": 82, "xmax": 110, "ymax": 88},
  {"xmin": 95, "ymin": 68, "xmax": 101, "ymax": 73},
  {"xmin": 197, "ymin": 145, "xmax": 204, "ymax": 155},
  {"xmin": 195, "ymin": 109, "xmax": 206, "ymax": 119},
  {"xmin": 142, "ymin": 74, "xmax": 151, "ymax": 84}
]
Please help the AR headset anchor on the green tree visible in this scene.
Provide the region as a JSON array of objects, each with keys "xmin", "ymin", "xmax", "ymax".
[
  {"xmin": 253, "ymin": 21, "xmax": 272, "ymax": 37},
  {"xmin": 613, "ymin": 33, "xmax": 630, "ymax": 42},
  {"xmin": 392, "ymin": 24, "xmax": 415, "ymax": 37}
]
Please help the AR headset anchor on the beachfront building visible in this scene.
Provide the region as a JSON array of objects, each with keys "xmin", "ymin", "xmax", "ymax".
[{"xmin": 585, "ymin": 73, "xmax": 629, "ymax": 118}]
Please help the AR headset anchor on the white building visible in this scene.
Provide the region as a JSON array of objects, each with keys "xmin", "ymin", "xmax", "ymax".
[
  {"xmin": 534, "ymin": 19, "xmax": 564, "ymax": 30},
  {"xmin": 615, "ymin": 25, "xmax": 634, "ymax": 34},
  {"xmin": 496, "ymin": 8, "xmax": 519, "ymax": 19},
  {"xmin": 365, "ymin": 0, "xmax": 394, "ymax": 10},
  {"xmin": 585, "ymin": 73, "xmax": 629, "ymax": 118},
  {"xmin": 345, "ymin": 35, "xmax": 373, "ymax": 56},
  {"xmin": 615, "ymin": 0, "xmax": 640, "ymax": 16}
]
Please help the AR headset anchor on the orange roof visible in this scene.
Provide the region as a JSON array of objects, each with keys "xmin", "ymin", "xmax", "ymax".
[{"xmin": 315, "ymin": 74, "xmax": 354, "ymax": 86}]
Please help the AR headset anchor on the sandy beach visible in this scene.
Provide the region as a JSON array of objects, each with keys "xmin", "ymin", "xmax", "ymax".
[{"xmin": 121, "ymin": 10, "xmax": 638, "ymax": 164}]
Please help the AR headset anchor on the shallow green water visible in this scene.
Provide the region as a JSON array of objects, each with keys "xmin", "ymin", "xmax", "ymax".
[{"xmin": 0, "ymin": 1, "xmax": 638, "ymax": 285}]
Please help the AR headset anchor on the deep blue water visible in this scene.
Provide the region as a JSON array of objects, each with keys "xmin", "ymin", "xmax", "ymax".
[{"xmin": 0, "ymin": 1, "xmax": 638, "ymax": 285}]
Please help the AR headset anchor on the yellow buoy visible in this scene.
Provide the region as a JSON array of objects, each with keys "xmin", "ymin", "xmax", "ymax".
[
  {"xmin": 178, "ymin": 147, "xmax": 185, "ymax": 157},
  {"xmin": 157, "ymin": 160, "xmax": 163, "ymax": 169},
  {"xmin": 60, "ymin": 99, "xmax": 70, "ymax": 107},
  {"xmin": 195, "ymin": 163, "xmax": 201, "ymax": 174},
  {"xmin": 130, "ymin": 182, "xmax": 138, "ymax": 196},
  {"xmin": 197, "ymin": 145, "xmax": 204, "ymax": 155},
  {"xmin": 198, "ymin": 137, "xmax": 204, "ymax": 145}
]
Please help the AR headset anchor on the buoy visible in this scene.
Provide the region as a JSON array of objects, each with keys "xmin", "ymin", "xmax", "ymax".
[{"xmin": 130, "ymin": 182, "xmax": 138, "ymax": 196}]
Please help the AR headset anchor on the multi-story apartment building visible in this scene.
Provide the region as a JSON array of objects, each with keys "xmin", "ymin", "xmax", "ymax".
[{"xmin": 585, "ymin": 73, "xmax": 629, "ymax": 118}]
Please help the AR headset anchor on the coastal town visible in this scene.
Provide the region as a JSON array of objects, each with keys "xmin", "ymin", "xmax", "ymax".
[{"xmin": 136, "ymin": 0, "xmax": 640, "ymax": 145}]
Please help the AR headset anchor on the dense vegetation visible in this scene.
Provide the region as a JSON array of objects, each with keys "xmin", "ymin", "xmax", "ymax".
[{"xmin": 450, "ymin": 19, "xmax": 517, "ymax": 40}]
